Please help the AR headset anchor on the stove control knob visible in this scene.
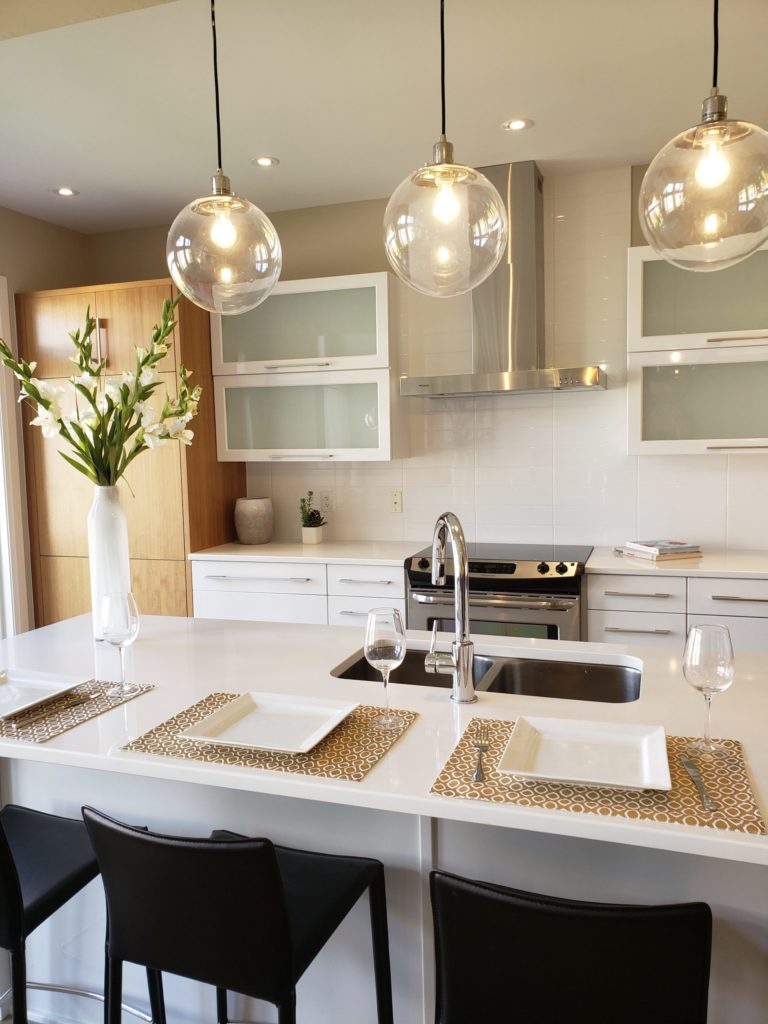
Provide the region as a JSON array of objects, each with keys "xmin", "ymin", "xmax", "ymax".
[
  {"xmin": 417, "ymin": 558, "xmax": 430, "ymax": 570},
  {"xmin": 536, "ymin": 561, "xmax": 549, "ymax": 575},
  {"xmin": 555, "ymin": 562, "xmax": 568, "ymax": 575}
]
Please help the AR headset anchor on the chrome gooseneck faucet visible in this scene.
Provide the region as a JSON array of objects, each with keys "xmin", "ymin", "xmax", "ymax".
[{"xmin": 424, "ymin": 511, "xmax": 477, "ymax": 703}]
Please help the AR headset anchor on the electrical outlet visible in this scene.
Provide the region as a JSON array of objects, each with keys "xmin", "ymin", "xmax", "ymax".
[
  {"xmin": 391, "ymin": 490, "xmax": 403, "ymax": 514},
  {"xmin": 320, "ymin": 492, "xmax": 334, "ymax": 514}
]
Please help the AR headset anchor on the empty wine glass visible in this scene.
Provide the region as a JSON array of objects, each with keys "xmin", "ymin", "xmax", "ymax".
[
  {"xmin": 364, "ymin": 607, "xmax": 406, "ymax": 730},
  {"xmin": 683, "ymin": 623, "xmax": 734, "ymax": 755},
  {"xmin": 101, "ymin": 592, "xmax": 141, "ymax": 698}
]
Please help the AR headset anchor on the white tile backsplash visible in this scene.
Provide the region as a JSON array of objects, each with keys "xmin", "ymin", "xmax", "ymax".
[{"xmin": 245, "ymin": 165, "xmax": 759, "ymax": 553}]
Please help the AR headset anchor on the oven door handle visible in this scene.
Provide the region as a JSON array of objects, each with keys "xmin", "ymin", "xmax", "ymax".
[{"xmin": 409, "ymin": 592, "xmax": 578, "ymax": 613}]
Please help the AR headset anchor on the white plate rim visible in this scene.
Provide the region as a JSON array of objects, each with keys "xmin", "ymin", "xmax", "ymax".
[
  {"xmin": 0, "ymin": 668, "xmax": 87, "ymax": 720},
  {"xmin": 497, "ymin": 715, "xmax": 672, "ymax": 791},
  {"xmin": 179, "ymin": 691, "xmax": 360, "ymax": 754}
]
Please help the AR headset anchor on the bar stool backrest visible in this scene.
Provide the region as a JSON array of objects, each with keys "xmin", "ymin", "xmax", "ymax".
[
  {"xmin": 430, "ymin": 870, "xmax": 712, "ymax": 1024},
  {"xmin": 0, "ymin": 821, "xmax": 23, "ymax": 950},
  {"xmin": 83, "ymin": 807, "xmax": 294, "ymax": 1003}
]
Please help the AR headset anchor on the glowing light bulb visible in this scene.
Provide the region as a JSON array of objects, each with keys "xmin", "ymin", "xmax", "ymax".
[
  {"xmin": 433, "ymin": 183, "xmax": 460, "ymax": 223},
  {"xmin": 695, "ymin": 144, "xmax": 731, "ymax": 189},
  {"xmin": 436, "ymin": 245, "xmax": 452, "ymax": 265},
  {"xmin": 210, "ymin": 213, "xmax": 238, "ymax": 249},
  {"xmin": 703, "ymin": 212, "xmax": 722, "ymax": 235},
  {"xmin": 218, "ymin": 266, "xmax": 233, "ymax": 284}
]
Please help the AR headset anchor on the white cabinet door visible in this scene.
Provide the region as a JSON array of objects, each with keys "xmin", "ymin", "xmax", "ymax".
[
  {"xmin": 211, "ymin": 272, "xmax": 392, "ymax": 374},
  {"xmin": 327, "ymin": 564, "xmax": 405, "ymax": 599},
  {"xmin": 588, "ymin": 610, "xmax": 687, "ymax": 650},
  {"xmin": 688, "ymin": 576, "xmax": 768, "ymax": 618},
  {"xmin": 194, "ymin": 590, "xmax": 327, "ymax": 624},
  {"xmin": 628, "ymin": 245, "xmax": 768, "ymax": 353},
  {"xmin": 214, "ymin": 369, "xmax": 399, "ymax": 462},
  {"xmin": 328, "ymin": 596, "xmax": 406, "ymax": 626},
  {"xmin": 192, "ymin": 559, "xmax": 326, "ymax": 594},
  {"xmin": 686, "ymin": 613, "xmax": 768, "ymax": 654},
  {"xmin": 588, "ymin": 574, "xmax": 686, "ymax": 613}
]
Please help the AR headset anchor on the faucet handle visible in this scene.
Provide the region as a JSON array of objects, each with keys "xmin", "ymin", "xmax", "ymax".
[
  {"xmin": 425, "ymin": 621, "xmax": 454, "ymax": 675},
  {"xmin": 429, "ymin": 620, "xmax": 439, "ymax": 656}
]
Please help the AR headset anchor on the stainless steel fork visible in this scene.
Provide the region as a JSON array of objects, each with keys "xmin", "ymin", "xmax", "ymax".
[{"xmin": 471, "ymin": 722, "xmax": 491, "ymax": 783}]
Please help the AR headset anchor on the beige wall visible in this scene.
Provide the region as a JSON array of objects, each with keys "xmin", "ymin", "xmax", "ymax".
[
  {"xmin": 0, "ymin": 206, "xmax": 87, "ymax": 297},
  {"xmin": 82, "ymin": 197, "xmax": 390, "ymax": 286},
  {"xmin": 630, "ymin": 164, "xmax": 648, "ymax": 246}
]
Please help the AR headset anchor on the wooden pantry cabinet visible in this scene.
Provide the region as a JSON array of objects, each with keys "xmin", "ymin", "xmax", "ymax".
[{"xmin": 16, "ymin": 279, "xmax": 245, "ymax": 627}]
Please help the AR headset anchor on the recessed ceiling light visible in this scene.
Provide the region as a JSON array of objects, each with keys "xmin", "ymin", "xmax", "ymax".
[
  {"xmin": 253, "ymin": 156, "xmax": 280, "ymax": 167},
  {"xmin": 53, "ymin": 186, "xmax": 79, "ymax": 197},
  {"xmin": 501, "ymin": 118, "xmax": 534, "ymax": 132}
]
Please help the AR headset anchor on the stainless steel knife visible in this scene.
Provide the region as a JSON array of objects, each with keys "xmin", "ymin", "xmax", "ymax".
[{"xmin": 679, "ymin": 755, "xmax": 719, "ymax": 813}]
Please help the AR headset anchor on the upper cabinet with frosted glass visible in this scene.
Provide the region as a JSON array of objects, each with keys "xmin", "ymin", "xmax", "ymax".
[
  {"xmin": 211, "ymin": 272, "xmax": 392, "ymax": 374},
  {"xmin": 628, "ymin": 245, "xmax": 768, "ymax": 352}
]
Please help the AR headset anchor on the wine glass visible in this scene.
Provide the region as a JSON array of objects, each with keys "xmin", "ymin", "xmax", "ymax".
[
  {"xmin": 101, "ymin": 592, "xmax": 141, "ymax": 698},
  {"xmin": 364, "ymin": 607, "xmax": 406, "ymax": 730},
  {"xmin": 683, "ymin": 623, "xmax": 734, "ymax": 755}
]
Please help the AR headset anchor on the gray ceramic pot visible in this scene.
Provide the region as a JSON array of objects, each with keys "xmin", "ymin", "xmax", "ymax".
[{"xmin": 234, "ymin": 497, "xmax": 274, "ymax": 545}]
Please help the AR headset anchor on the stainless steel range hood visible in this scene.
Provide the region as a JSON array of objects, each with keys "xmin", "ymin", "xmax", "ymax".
[{"xmin": 399, "ymin": 161, "xmax": 607, "ymax": 398}]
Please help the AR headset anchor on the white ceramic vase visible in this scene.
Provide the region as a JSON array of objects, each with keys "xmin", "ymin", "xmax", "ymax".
[
  {"xmin": 234, "ymin": 497, "xmax": 274, "ymax": 545},
  {"xmin": 301, "ymin": 526, "xmax": 324, "ymax": 545},
  {"xmin": 87, "ymin": 485, "xmax": 131, "ymax": 640}
]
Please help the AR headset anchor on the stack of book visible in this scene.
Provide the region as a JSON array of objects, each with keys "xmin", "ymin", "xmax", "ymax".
[{"xmin": 616, "ymin": 540, "xmax": 702, "ymax": 561}]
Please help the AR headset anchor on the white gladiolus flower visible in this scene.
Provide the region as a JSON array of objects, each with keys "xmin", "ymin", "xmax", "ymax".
[
  {"xmin": 139, "ymin": 367, "xmax": 157, "ymax": 387},
  {"xmin": 136, "ymin": 347, "xmax": 147, "ymax": 362},
  {"xmin": 96, "ymin": 393, "xmax": 109, "ymax": 414},
  {"xmin": 141, "ymin": 405, "xmax": 159, "ymax": 428},
  {"xmin": 121, "ymin": 371, "xmax": 136, "ymax": 388},
  {"xmin": 166, "ymin": 417, "xmax": 194, "ymax": 445},
  {"xmin": 73, "ymin": 372, "xmax": 98, "ymax": 390},
  {"xmin": 143, "ymin": 423, "xmax": 167, "ymax": 448},
  {"xmin": 105, "ymin": 381, "xmax": 121, "ymax": 402},
  {"xmin": 30, "ymin": 405, "xmax": 60, "ymax": 439}
]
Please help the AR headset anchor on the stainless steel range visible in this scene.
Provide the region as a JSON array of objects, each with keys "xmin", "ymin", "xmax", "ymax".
[{"xmin": 405, "ymin": 543, "xmax": 593, "ymax": 642}]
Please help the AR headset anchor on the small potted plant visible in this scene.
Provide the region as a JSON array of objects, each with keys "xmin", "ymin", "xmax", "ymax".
[{"xmin": 300, "ymin": 490, "xmax": 327, "ymax": 544}]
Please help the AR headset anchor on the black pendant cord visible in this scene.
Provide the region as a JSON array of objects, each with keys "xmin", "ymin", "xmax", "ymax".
[
  {"xmin": 440, "ymin": 0, "xmax": 446, "ymax": 136},
  {"xmin": 712, "ymin": 0, "xmax": 719, "ymax": 89},
  {"xmin": 210, "ymin": 0, "xmax": 223, "ymax": 171}
]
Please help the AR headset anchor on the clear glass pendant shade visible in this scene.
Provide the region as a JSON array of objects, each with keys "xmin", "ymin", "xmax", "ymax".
[
  {"xmin": 166, "ymin": 190, "xmax": 282, "ymax": 315},
  {"xmin": 640, "ymin": 116, "xmax": 768, "ymax": 272},
  {"xmin": 383, "ymin": 161, "xmax": 508, "ymax": 297}
]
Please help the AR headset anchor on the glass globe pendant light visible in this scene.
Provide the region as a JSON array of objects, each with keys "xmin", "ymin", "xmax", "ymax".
[
  {"xmin": 383, "ymin": 0, "xmax": 508, "ymax": 297},
  {"xmin": 639, "ymin": 0, "xmax": 768, "ymax": 272},
  {"xmin": 166, "ymin": 0, "xmax": 281, "ymax": 314}
]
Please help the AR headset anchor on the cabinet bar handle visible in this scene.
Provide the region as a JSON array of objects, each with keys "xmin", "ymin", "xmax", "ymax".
[
  {"xmin": 706, "ymin": 335, "xmax": 768, "ymax": 343},
  {"xmin": 338, "ymin": 578, "xmax": 393, "ymax": 585},
  {"xmin": 269, "ymin": 454, "xmax": 335, "ymax": 460},
  {"xmin": 95, "ymin": 318, "xmax": 106, "ymax": 363},
  {"xmin": 604, "ymin": 591, "xmax": 672, "ymax": 599},
  {"xmin": 264, "ymin": 361, "xmax": 332, "ymax": 370},
  {"xmin": 604, "ymin": 627, "xmax": 672, "ymax": 635},
  {"xmin": 338, "ymin": 610, "xmax": 368, "ymax": 616},
  {"xmin": 710, "ymin": 594, "xmax": 768, "ymax": 603},
  {"xmin": 706, "ymin": 445, "xmax": 768, "ymax": 450},
  {"xmin": 204, "ymin": 574, "xmax": 312, "ymax": 583}
]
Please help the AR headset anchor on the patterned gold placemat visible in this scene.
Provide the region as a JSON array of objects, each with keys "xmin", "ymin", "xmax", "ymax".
[
  {"xmin": 430, "ymin": 718, "xmax": 766, "ymax": 835},
  {"xmin": 0, "ymin": 680, "xmax": 153, "ymax": 743},
  {"xmin": 122, "ymin": 693, "xmax": 417, "ymax": 782}
]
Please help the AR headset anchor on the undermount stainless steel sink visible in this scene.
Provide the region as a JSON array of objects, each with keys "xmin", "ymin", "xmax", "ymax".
[
  {"xmin": 330, "ymin": 650, "xmax": 641, "ymax": 703},
  {"xmin": 330, "ymin": 649, "xmax": 497, "ymax": 689}
]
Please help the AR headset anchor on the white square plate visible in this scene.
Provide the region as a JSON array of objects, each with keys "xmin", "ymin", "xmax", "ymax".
[
  {"xmin": 179, "ymin": 692, "xmax": 360, "ymax": 754},
  {"xmin": 0, "ymin": 668, "xmax": 86, "ymax": 720},
  {"xmin": 497, "ymin": 716, "xmax": 671, "ymax": 791}
]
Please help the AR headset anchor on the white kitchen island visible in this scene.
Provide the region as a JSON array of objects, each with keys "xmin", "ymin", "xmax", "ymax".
[{"xmin": 0, "ymin": 616, "xmax": 766, "ymax": 1024}]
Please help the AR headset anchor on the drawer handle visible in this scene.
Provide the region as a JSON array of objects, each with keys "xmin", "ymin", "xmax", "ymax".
[
  {"xmin": 603, "ymin": 591, "xmax": 672, "ymax": 599},
  {"xmin": 204, "ymin": 574, "xmax": 312, "ymax": 583},
  {"xmin": 710, "ymin": 594, "xmax": 768, "ymax": 603},
  {"xmin": 264, "ymin": 361, "xmax": 332, "ymax": 370},
  {"xmin": 338, "ymin": 610, "xmax": 368, "ymax": 617},
  {"xmin": 337, "ymin": 578, "xmax": 393, "ymax": 585},
  {"xmin": 269, "ymin": 454, "xmax": 335, "ymax": 460},
  {"xmin": 706, "ymin": 334, "xmax": 768, "ymax": 343},
  {"xmin": 604, "ymin": 627, "xmax": 672, "ymax": 636},
  {"xmin": 706, "ymin": 445, "xmax": 768, "ymax": 450}
]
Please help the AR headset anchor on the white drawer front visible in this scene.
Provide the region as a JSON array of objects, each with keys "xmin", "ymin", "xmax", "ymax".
[
  {"xmin": 688, "ymin": 577, "xmax": 768, "ymax": 618},
  {"xmin": 193, "ymin": 590, "xmax": 327, "ymax": 624},
  {"xmin": 327, "ymin": 564, "xmax": 405, "ymax": 598},
  {"xmin": 192, "ymin": 560, "xmax": 326, "ymax": 595},
  {"xmin": 588, "ymin": 610, "xmax": 687, "ymax": 650},
  {"xmin": 588, "ymin": 574, "xmax": 686, "ymax": 613},
  {"xmin": 328, "ymin": 596, "xmax": 406, "ymax": 626},
  {"xmin": 687, "ymin": 613, "xmax": 768, "ymax": 653}
]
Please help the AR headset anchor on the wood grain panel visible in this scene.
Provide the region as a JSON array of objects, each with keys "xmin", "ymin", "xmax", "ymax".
[
  {"xmin": 96, "ymin": 282, "xmax": 176, "ymax": 372},
  {"xmin": 16, "ymin": 290, "xmax": 96, "ymax": 376},
  {"xmin": 130, "ymin": 559, "xmax": 188, "ymax": 616}
]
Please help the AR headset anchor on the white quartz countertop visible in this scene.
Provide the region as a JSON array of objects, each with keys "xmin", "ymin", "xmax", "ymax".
[
  {"xmin": 189, "ymin": 541, "xmax": 419, "ymax": 565},
  {"xmin": 0, "ymin": 616, "xmax": 765, "ymax": 866},
  {"xmin": 587, "ymin": 547, "xmax": 768, "ymax": 578}
]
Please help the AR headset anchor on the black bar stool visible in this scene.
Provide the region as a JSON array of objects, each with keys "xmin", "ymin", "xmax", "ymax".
[
  {"xmin": 430, "ymin": 869, "xmax": 712, "ymax": 1024},
  {"xmin": 0, "ymin": 803, "xmax": 100, "ymax": 1024},
  {"xmin": 83, "ymin": 807, "xmax": 393, "ymax": 1024}
]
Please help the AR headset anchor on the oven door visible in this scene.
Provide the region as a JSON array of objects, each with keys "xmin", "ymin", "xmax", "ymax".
[{"xmin": 407, "ymin": 590, "xmax": 582, "ymax": 642}]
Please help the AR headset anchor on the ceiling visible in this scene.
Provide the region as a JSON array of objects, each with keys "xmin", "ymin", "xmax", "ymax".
[{"xmin": 1, "ymin": 0, "xmax": 767, "ymax": 235}]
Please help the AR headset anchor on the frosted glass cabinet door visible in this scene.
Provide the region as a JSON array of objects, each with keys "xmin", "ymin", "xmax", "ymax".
[
  {"xmin": 628, "ymin": 245, "xmax": 768, "ymax": 352},
  {"xmin": 211, "ymin": 272, "xmax": 391, "ymax": 373},
  {"xmin": 628, "ymin": 347, "xmax": 768, "ymax": 454},
  {"xmin": 214, "ymin": 370, "xmax": 393, "ymax": 461}
]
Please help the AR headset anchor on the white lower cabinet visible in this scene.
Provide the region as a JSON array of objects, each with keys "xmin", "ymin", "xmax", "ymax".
[
  {"xmin": 587, "ymin": 609, "xmax": 688, "ymax": 650},
  {"xmin": 688, "ymin": 577, "xmax": 768, "ymax": 653},
  {"xmin": 192, "ymin": 558, "xmax": 405, "ymax": 626}
]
